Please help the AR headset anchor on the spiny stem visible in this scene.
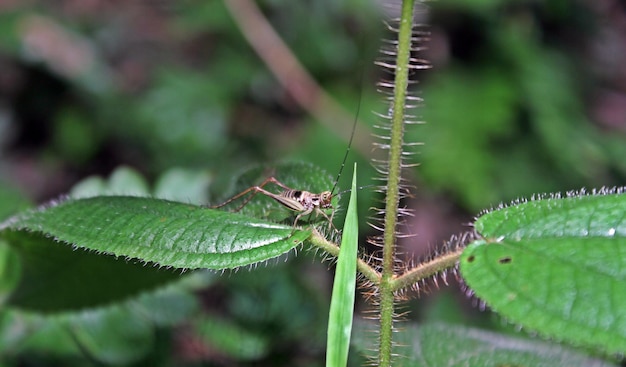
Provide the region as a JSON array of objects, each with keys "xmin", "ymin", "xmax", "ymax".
[
  {"xmin": 378, "ymin": 0, "xmax": 416, "ymax": 365},
  {"xmin": 308, "ymin": 229, "xmax": 380, "ymax": 285},
  {"xmin": 391, "ymin": 249, "xmax": 463, "ymax": 292}
]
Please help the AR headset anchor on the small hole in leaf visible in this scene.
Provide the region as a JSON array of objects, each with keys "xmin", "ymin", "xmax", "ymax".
[
  {"xmin": 498, "ymin": 256, "xmax": 512, "ymax": 264},
  {"xmin": 467, "ymin": 255, "xmax": 475, "ymax": 263}
]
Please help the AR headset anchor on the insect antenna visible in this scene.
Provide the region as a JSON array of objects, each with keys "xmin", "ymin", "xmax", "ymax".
[
  {"xmin": 335, "ymin": 184, "xmax": 377, "ymax": 197},
  {"xmin": 331, "ymin": 72, "xmax": 364, "ymax": 196}
]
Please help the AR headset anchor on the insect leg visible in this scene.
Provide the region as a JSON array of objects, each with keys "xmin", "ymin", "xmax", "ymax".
[
  {"xmin": 209, "ymin": 186, "xmax": 257, "ymax": 209},
  {"xmin": 314, "ymin": 207, "xmax": 337, "ymax": 231},
  {"xmin": 292, "ymin": 208, "xmax": 313, "ymax": 230},
  {"xmin": 326, "ymin": 208, "xmax": 336, "ymax": 231},
  {"xmin": 263, "ymin": 176, "xmax": 293, "ymax": 191},
  {"xmin": 209, "ymin": 176, "xmax": 287, "ymax": 211}
]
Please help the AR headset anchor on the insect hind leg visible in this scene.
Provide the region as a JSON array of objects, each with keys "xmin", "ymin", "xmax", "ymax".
[{"xmin": 209, "ymin": 176, "xmax": 286, "ymax": 211}]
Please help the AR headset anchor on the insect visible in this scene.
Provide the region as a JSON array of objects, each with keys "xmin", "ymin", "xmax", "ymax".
[
  {"xmin": 209, "ymin": 175, "xmax": 336, "ymax": 229},
  {"xmin": 210, "ymin": 84, "xmax": 362, "ymax": 230}
]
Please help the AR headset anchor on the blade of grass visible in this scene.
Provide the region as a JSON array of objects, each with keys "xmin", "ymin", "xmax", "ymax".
[{"xmin": 326, "ymin": 163, "xmax": 358, "ymax": 367}]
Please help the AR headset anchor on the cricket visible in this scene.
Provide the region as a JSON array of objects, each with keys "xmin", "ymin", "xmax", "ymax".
[
  {"xmin": 210, "ymin": 96, "xmax": 361, "ymax": 230},
  {"xmin": 209, "ymin": 175, "xmax": 337, "ymax": 229}
]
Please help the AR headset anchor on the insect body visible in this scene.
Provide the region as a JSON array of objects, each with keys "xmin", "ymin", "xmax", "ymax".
[{"xmin": 210, "ymin": 176, "xmax": 336, "ymax": 229}]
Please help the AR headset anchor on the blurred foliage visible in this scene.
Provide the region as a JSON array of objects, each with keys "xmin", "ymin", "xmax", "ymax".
[
  {"xmin": 0, "ymin": 0, "xmax": 625, "ymax": 365},
  {"xmin": 0, "ymin": 0, "xmax": 381, "ymax": 186},
  {"xmin": 416, "ymin": 0, "xmax": 626, "ymax": 210}
]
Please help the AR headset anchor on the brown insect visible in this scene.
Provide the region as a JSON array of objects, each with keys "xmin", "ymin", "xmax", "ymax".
[{"xmin": 209, "ymin": 176, "xmax": 335, "ymax": 228}]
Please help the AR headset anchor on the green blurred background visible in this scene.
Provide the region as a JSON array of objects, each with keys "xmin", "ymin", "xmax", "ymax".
[{"xmin": 0, "ymin": 0, "xmax": 625, "ymax": 365}]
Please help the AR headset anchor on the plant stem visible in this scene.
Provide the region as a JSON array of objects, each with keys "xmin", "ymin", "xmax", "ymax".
[
  {"xmin": 378, "ymin": 0, "xmax": 415, "ymax": 365},
  {"xmin": 391, "ymin": 248, "xmax": 463, "ymax": 292},
  {"xmin": 308, "ymin": 230, "xmax": 380, "ymax": 285}
]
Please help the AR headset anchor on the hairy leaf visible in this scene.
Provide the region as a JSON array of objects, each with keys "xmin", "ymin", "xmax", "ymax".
[
  {"xmin": 1, "ymin": 196, "xmax": 310, "ymax": 270},
  {"xmin": 461, "ymin": 192, "xmax": 626, "ymax": 355}
]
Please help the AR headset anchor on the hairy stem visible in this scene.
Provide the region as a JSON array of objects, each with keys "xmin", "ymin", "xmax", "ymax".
[
  {"xmin": 391, "ymin": 249, "xmax": 462, "ymax": 292},
  {"xmin": 308, "ymin": 230, "xmax": 380, "ymax": 285},
  {"xmin": 378, "ymin": 0, "xmax": 416, "ymax": 365}
]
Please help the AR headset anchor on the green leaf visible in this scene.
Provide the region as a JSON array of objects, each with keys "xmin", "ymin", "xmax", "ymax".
[
  {"xmin": 0, "ymin": 243, "xmax": 20, "ymax": 305},
  {"xmin": 326, "ymin": 163, "xmax": 358, "ymax": 367},
  {"xmin": 2, "ymin": 311, "xmax": 81, "ymax": 357},
  {"xmin": 68, "ymin": 306, "xmax": 154, "ymax": 365},
  {"xmin": 222, "ymin": 262, "xmax": 328, "ymax": 342},
  {"xmin": 132, "ymin": 281, "xmax": 201, "ymax": 326},
  {"xmin": 2, "ymin": 277, "xmax": 203, "ymax": 361},
  {"xmin": 0, "ymin": 168, "xmax": 215, "ymax": 313},
  {"xmin": 3, "ymin": 230, "xmax": 180, "ymax": 312},
  {"xmin": 194, "ymin": 314, "xmax": 270, "ymax": 361},
  {"xmin": 1, "ymin": 196, "xmax": 310, "ymax": 270},
  {"xmin": 460, "ymin": 192, "xmax": 626, "ymax": 355},
  {"xmin": 353, "ymin": 322, "xmax": 619, "ymax": 367},
  {"xmin": 0, "ymin": 163, "xmax": 318, "ymax": 312}
]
